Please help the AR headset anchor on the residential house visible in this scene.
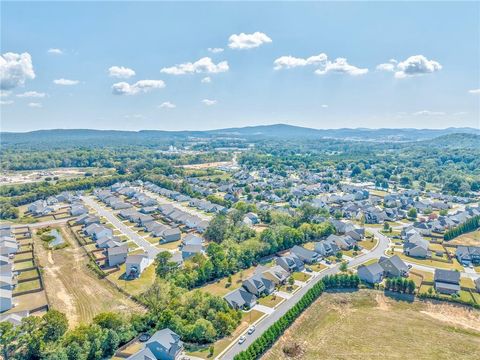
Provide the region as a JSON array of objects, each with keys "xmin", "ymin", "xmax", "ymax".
[
  {"xmin": 161, "ymin": 228, "xmax": 181, "ymax": 243},
  {"xmin": 107, "ymin": 245, "xmax": 129, "ymax": 266},
  {"xmin": 378, "ymin": 255, "xmax": 409, "ymax": 277},
  {"xmin": 357, "ymin": 262, "xmax": 384, "ymax": 284},
  {"xmin": 242, "ymin": 274, "xmax": 275, "ymax": 296},
  {"xmin": 224, "ymin": 288, "xmax": 257, "ymax": 310},
  {"xmin": 403, "ymin": 233, "xmax": 429, "ymax": 258},
  {"xmin": 276, "ymin": 254, "xmax": 305, "ymax": 273},
  {"xmin": 181, "ymin": 244, "xmax": 204, "ymax": 260},
  {"xmin": 260, "ymin": 265, "xmax": 289, "ymax": 285},
  {"xmin": 455, "ymin": 246, "xmax": 480, "ymax": 266},
  {"xmin": 125, "ymin": 253, "xmax": 149, "ymax": 277},
  {"xmin": 434, "ymin": 269, "xmax": 460, "ymax": 295},
  {"xmin": 291, "ymin": 245, "xmax": 320, "ymax": 263},
  {"xmin": 127, "ymin": 328, "xmax": 183, "ymax": 360}
]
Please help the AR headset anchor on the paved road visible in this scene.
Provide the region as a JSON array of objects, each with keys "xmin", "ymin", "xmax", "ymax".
[
  {"xmin": 219, "ymin": 232, "xmax": 391, "ymax": 360},
  {"xmin": 81, "ymin": 196, "xmax": 160, "ymax": 261},
  {"xmin": 11, "ymin": 218, "xmax": 74, "ymax": 229}
]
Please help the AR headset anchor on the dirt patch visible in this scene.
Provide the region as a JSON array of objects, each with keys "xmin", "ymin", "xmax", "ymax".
[
  {"xmin": 421, "ymin": 302, "xmax": 480, "ymax": 332},
  {"xmin": 34, "ymin": 225, "xmax": 144, "ymax": 327},
  {"xmin": 375, "ymin": 293, "xmax": 391, "ymax": 311}
]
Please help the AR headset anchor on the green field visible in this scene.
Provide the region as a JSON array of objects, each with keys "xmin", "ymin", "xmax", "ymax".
[{"xmin": 263, "ymin": 290, "xmax": 480, "ymax": 360}]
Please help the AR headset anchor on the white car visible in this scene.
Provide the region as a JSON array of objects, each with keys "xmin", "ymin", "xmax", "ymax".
[
  {"xmin": 247, "ymin": 325, "xmax": 256, "ymax": 335},
  {"xmin": 238, "ymin": 336, "xmax": 246, "ymax": 344}
]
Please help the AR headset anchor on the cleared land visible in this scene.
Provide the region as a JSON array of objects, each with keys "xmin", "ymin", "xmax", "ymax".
[
  {"xmin": 263, "ymin": 290, "xmax": 480, "ymax": 360},
  {"xmin": 448, "ymin": 230, "xmax": 480, "ymax": 247},
  {"xmin": 34, "ymin": 225, "xmax": 143, "ymax": 327}
]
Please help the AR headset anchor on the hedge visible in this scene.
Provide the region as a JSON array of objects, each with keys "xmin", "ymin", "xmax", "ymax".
[
  {"xmin": 444, "ymin": 215, "xmax": 480, "ymax": 241},
  {"xmin": 233, "ymin": 274, "xmax": 359, "ymax": 360}
]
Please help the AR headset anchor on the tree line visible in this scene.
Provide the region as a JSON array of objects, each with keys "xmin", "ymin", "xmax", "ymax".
[{"xmin": 443, "ymin": 215, "xmax": 480, "ymax": 241}]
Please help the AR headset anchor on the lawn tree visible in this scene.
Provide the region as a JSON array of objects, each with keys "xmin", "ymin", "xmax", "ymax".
[{"xmin": 0, "ymin": 321, "xmax": 19, "ymax": 360}]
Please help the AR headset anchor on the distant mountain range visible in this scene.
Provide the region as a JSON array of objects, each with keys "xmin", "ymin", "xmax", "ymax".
[{"xmin": 1, "ymin": 124, "xmax": 479, "ymax": 146}]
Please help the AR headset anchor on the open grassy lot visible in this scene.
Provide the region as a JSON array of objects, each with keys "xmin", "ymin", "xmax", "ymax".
[
  {"xmin": 187, "ymin": 310, "xmax": 264, "ymax": 359},
  {"xmin": 14, "ymin": 260, "xmax": 34, "ymax": 270},
  {"xmin": 199, "ymin": 266, "xmax": 256, "ymax": 297},
  {"xmin": 34, "ymin": 225, "xmax": 143, "ymax": 327},
  {"xmin": 263, "ymin": 290, "xmax": 480, "ymax": 360},
  {"xmin": 106, "ymin": 262, "xmax": 156, "ymax": 296},
  {"xmin": 448, "ymin": 231, "xmax": 480, "ymax": 247}
]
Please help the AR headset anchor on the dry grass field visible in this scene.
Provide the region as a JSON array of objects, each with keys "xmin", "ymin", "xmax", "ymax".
[
  {"xmin": 262, "ymin": 290, "xmax": 480, "ymax": 360},
  {"xmin": 34, "ymin": 226, "xmax": 143, "ymax": 327},
  {"xmin": 448, "ymin": 231, "xmax": 480, "ymax": 247}
]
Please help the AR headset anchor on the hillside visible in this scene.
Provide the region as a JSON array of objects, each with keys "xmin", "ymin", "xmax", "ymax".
[{"xmin": 1, "ymin": 124, "xmax": 479, "ymax": 147}]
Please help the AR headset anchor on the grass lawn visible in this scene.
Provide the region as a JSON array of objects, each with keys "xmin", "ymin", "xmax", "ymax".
[
  {"xmin": 14, "ymin": 279, "xmax": 41, "ymax": 293},
  {"xmin": 199, "ymin": 267, "xmax": 256, "ymax": 297},
  {"xmin": 278, "ymin": 284, "xmax": 299, "ymax": 293},
  {"xmin": 14, "ymin": 252, "xmax": 33, "ymax": 261},
  {"xmin": 157, "ymin": 239, "xmax": 182, "ymax": 250},
  {"xmin": 17, "ymin": 269, "xmax": 39, "ymax": 281},
  {"xmin": 428, "ymin": 243, "xmax": 445, "ymax": 253},
  {"xmin": 361, "ymin": 258, "xmax": 379, "ymax": 267},
  {"xmin": 292, "ymin": 272, "xmax": 312, "ymax": 282},
  {"xmin": 396, "ymin": 253, "xmax": 464, "ymax": 271},
  {"xmin": 186, "ymin": 310, "xmax": 264, "ymax": 359},
  {"xmin": 263, "ymin": 290, "xmax": 480, "ymax": 360},
  {"xmin": 14, "ymin": 260, "xmax": 34, "ymax": 270},
  {"xmin": 258, "ymin": 294, "xmax": 284, "ymax": 308},
  {"xmin": 460, "ymin": 277, "xmax": 476, "ymax": 289},
  {"xmin": 106, "ymin": 263, "xmax": 156, "ymax": 296},
  {"xmin": 308, "ymin": 263, "xmax": 327, "ymax": 272}
]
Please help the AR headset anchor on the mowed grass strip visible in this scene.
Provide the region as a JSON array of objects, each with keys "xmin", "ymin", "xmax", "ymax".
[{"xmin": 263, "ymin": 290, "xmax": 480, "ymax": 360}]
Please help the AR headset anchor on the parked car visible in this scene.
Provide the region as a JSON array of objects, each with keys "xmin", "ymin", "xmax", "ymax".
[
  {"xmin": 247, "ymin": 325, "xmax": 256, "ymax": 334},
  {"xmin": 238, "ymin": 336, "xmax": 246, "ymax": 344}
]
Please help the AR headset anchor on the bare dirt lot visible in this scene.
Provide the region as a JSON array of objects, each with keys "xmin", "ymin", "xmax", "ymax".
[
  {"xmin": 262, "ymin": 290, "xmax": 480, "ymax": 360},
  {"xmin": 34, "ymin": 226, "xmax": 143, "ymax": 327},
  {"xmin": 448, "ymin": 231, "xmax": 480, "ymax": 247}
]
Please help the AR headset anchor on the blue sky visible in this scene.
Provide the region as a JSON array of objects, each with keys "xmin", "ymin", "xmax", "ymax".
[{"xmin": 1, "ymin": 1, "xmax": 479, "ymax": 132}]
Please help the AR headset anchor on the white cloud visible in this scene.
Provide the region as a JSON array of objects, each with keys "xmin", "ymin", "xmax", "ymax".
[
  {"xmin": 108, "ymin": 66, "xmax": 136, "ymax": 79},
  {"xmin": 53, "ymin": 78, "xmax": 79, "ymax": 86},
  {"xmin": 376, "ymin": 59, "xmax": 398, "ymax": 72},
  {"xmin": 17, "ymin": 91, "xmax": 46, "ymax": 98},
  {"xmin": 0, "ymin": 52, "xmax": 35, "ymax": 90},
  {"xmin": 112, "ymin": 80, "xmax": 166, "ymax": 95},
  {"xmin": 413, "ymin": 110, "xmax": 446, "ymax": 116},
  {"xmin": 202, "ymin": 99, "xmax": 217, "ymax": 106},
  {"xmin": 0, "ymin": 100, "xmax": 13, "ymax": 105},
  {"xmin": 47, "ymin": 48, "xmax": 63, "ymax": 55},
  {"xmin": 315, "ymin": 58, "xmax": 368, "ymax": 76},
  {"xmin": 321, "ymin": 104, "xmax": 328, "ymax": 108},
  {"xmin": 228, "ymin": 32, "xmax": 272, "ymax": 50},
  {"xmin": 208, "ymin": 48, "xmax": 224, "ymax": 54},
  {"xmin": 390, "ymin": 55, "xmax": 442, "ymax": 78},
  {"xmin": 273, "ymin": 53, "xmax": 327, "ymax": 70},
  {"xmin": 28, "ymin": 102, "xmax": 42, "ymax": 108},
  {"xmin": 274, "ymin": 53, "xmax": 367, "ymax": 76},
  {"xmin": 0, "ymin": 90, "xmax": 11, "ymax": 97},
  {"xmin": 468, "ymin": 88, "xmax": 480, "ymax": 94},
  {"xmin": 159, "ymin": 101, "xmax": 176, "ymax": 109},
  {"xmin": 201, "ymin": 76, "xmax": 212, "ymax": 84},
  {"xmin": 161, "ymin": 57, "xmax": 228, "ymax": 75}
]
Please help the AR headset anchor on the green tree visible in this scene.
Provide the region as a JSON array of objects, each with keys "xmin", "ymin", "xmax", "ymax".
[
  {"xmin": 43, "ymin": 310, "xmax": 68, "ymax": 343},
  {"xmin": 407, "ymin": 207, "xmax": 417, "ymax": 220},
  {"xmin": 0, "ymin": 322, "xmax": 19, "ymax": 360}
]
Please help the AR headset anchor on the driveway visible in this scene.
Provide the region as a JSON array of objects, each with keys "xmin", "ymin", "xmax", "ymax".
[{"xmin": 81, "ymin": 196, "xmax": 160, "ymax": 261}]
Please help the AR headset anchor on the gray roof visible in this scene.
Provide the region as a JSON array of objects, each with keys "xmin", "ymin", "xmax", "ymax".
[
  {"xmin": 434, "ymin": 269, "xmax": 460, "ymax": 284},
  {"xmin": 379, "ymin": 255, "xmax": 408, "ymax": 274}
]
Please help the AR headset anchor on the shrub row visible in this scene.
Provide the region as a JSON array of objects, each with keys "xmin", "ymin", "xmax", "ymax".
[
  {"xmin": 418, "ymin": 292, "xmax": 480, "ymax": 309},
  {"xmin": 444, "ymin": 215, "xmax": 480, "ymax": 240},
  {"xmin": 233, "ymin": 274, "xmax": 359, "ymax": 360}
]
